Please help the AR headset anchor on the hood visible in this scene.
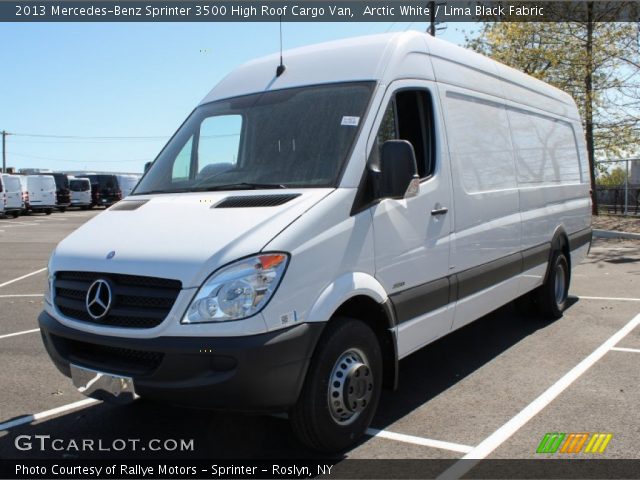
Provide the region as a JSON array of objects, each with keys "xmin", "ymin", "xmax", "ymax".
[{"xmin": 51, "ymin": 189, "xmax": 333, "ymax": 288}]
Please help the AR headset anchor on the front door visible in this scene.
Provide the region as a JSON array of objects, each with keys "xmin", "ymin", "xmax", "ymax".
[{"xmin": 370, "ymin": 80, "xmax": 454, "ymax": 358}]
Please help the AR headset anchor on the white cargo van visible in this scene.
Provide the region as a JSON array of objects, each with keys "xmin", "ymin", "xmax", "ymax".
[
  {"xmin": 116, "ymin": 174, "xmax": 141, "ymax": 198},
  {"xmin": 1, "ymin": 174, "xmax": 24, "ymax": 218},
  {"xmin": 18, "ymin": 175, "xmax": 30, "ymax": 214},
  {"xmin": 69, "ymin": 177, "xmax": 92, "ymax": 209},
  {"xmin": 39, "ymin": 32, "xmax": 591, "ymax": 452},
  {"xmin": 27, "ymin": 175, "xmax": 56, "ymax": 214},
  {"xmin": 0, "ymin": 175, "xmax": 4, "ymax": 217}
]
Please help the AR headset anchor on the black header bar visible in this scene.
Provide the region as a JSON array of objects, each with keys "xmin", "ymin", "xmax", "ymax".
[{"xmin": 2, "ymin": 1, "xmax": 640, "ymax": 22}]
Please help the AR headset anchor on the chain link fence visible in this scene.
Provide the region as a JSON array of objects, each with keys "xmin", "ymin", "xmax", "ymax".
[{"xmin": 596, "ymin": 159, "xmax": 640, "ymax": 216}]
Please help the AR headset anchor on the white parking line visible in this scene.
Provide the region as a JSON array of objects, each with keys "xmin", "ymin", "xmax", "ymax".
[
  {"xmin": 366, "ymin": 428, "xmax": 473, "ymax": 453},
  {"xmin": 0, "ymin": 294, "xmax": 44, "ymax": 298},
  {"xmin": 0, "ymin": 398, "xmax": 99, "ymax": 431},
  {"xmin": 439, "ymin": 312, "xmax": 640, "ymax": 479},
  {"xmin": 0, "ymin": 268, "xmax": 47, "ymax": 288},
  {"xmin": 0, "ymin": 328, "xmax": 40, "ymax": 340},
  {"xmin": 579, "ymin": 295, "xmax": 640, "ymax": 302},
  {"xmin": 611, "ymin": 346, "xmax": 640, "ymax": 354}
]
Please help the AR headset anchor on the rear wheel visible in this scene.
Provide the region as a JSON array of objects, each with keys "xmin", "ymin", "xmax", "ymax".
[
  {"xmin": 11, "ymin": 211, "xmax": 20, "ymax": 218},
  {"xmin": 290, "ymin": 318, "xmax": 382, "ymax": 452},
  {"xmin": 536, "ymin": 251, "xmax": 570, "ymax": 319},
  {"xmin": 45, "ymin": 209, "xmax": 53, "ymax": 215}
]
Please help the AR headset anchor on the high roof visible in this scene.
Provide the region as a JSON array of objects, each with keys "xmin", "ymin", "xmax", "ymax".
[
  {"xmin": 200, "ymin": 31, "xmax": 576, "ymax": 119},
  {"xmin": 200, "ymin": 32, "xmax": 426, "ymax": 104}
]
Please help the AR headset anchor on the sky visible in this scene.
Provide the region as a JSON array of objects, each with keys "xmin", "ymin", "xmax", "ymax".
[{"xmin": 0, "ymin": 21, "xmax": 471, "ymax": 173}]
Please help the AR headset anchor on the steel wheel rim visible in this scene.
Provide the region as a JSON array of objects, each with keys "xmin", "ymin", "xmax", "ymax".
[
  {"xmin": 327, "ymin": 348, "xmax": 373, "ymax": 426},
  {"xmin": 554, "ymin": 262, "xmax": 567, "ymax": 305}
]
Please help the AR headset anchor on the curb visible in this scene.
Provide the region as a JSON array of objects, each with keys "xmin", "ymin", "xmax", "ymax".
[{"xmin": 593, "ymin": 229, "xmax": 640, "ymax": 240}]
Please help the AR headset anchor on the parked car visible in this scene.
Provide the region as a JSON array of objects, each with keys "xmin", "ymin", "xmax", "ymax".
[
  {"xmin": 39, "ymin": 32, "xmax": 591, "ymax": 452},
  {"xmin": 116, "ymin": 174, "xmax": 141, "ymax": 198},
  {"xmin": 75, "ymin": 174, "xmax": 122, "ymax": 207},
  {"xmin": 1, "ymin": 174, "xmax": 24, "ymax": 218},
  {"xmin": 49, "ymin": 173, "xmax": 71, "ymax": 212},
  {"xmin": 69, "ymin": 177, "xmax": 92, "ymax": 209},
  {"xmin": 26, "ymin": 175, "xmax": 56, "ymax": 214}
]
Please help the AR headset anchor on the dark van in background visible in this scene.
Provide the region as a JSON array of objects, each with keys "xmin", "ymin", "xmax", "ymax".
[
  {"xmin": 49, "ymin": 173, "xmax": 71, "ymax": 212},
  {"xmin": 76, "ymin": 174, "xmax": 122, "ymax": 207}
]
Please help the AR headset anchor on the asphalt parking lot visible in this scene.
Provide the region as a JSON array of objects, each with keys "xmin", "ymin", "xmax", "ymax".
[{"xmin": 0, "ymin": 211, "xmax": 639, "ymax": 476}]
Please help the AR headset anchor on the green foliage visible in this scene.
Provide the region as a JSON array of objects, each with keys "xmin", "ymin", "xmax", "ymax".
[{"xmin": 597, "ymin": 166, "xmax": 628, "ymax": 186}]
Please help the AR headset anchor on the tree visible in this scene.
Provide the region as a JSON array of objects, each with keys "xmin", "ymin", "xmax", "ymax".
[
  {"xmin": 467, "ymin": 2, "xmax": 640, "ymax": 215},
  {"xmin": 597, "ymin": 166, "xmax": 628, "ymax": 186}
]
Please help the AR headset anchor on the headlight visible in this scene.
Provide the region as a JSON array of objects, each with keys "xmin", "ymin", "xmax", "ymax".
[
  {"xmin": 44, "ymin": 255, "xmax": 54, "ymax": 306},
  {"xmin": 183, "ymin": 253, "xmax": 289, "ymax": 323}
]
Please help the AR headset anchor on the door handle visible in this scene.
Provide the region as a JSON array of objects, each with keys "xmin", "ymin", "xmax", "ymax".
[{"xmin": 431, "ymin": 206, "xmax": 449, "ymax": 216}]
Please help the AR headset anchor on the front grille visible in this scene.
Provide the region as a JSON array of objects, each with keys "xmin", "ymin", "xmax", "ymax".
[
  {"xmin": 54, "ymin": 271, "xmax": 182, "ymax": 329},
  {"xmin": 57, "ymin": 336, "xmax": 163, "ymax": 375}
]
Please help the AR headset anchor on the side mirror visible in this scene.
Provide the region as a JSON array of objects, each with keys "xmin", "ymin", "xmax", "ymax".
[
  {"xmin": 143, "ymin": 162, "xmax": 152, "ymax": 173},
  {"xmin": 378, "ymin": 140, "xmax": 420, "ymax": 199}
]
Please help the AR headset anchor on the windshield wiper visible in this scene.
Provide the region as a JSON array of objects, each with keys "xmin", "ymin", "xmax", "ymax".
[
  {"xmin": 198, "ymin": 182, "xmax": 288, "ymax": 191},
  {"xmin": 134, "ymin": 188, "xmax": 192, "ymax": 195},
  {"xmin": 135, "ymin": 183, "xmax": 288, "ymax": 195}
]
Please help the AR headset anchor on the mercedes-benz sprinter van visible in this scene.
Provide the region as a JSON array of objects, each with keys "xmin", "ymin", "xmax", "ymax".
[
  {"xmin": 39, "ymin": 32, "xmax": 591, "ymax": 452},
  {"xmin": 69, "ymin": 177, "xmax": 92, "ymax": 209},
  {"xmin": 1, "ymin": 174, "xmax": 23, "ymax": 218},
  {"xmin": 26, "ymin": 175, "xmax": 56, "ymax": 215}
]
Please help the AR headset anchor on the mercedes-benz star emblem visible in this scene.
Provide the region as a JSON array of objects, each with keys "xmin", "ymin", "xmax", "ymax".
[{"xmin": 86, "ymin": 279, "xmax": 113, "ymax": 320}]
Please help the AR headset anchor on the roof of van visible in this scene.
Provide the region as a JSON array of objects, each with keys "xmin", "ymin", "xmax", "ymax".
[{"xmin": 201, "ymin": 31, "xmax": 578, "ymax": 120}]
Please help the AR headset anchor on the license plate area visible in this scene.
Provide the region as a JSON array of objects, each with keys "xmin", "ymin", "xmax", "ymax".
[{"xmin": 70, "ymin": 364, "xmax": 138, "ymax": 404}]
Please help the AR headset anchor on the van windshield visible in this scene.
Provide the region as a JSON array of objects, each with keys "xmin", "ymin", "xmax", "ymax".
[{"xmin": 134, "ymin": 82, "xmax": 374, "ymax": 194}]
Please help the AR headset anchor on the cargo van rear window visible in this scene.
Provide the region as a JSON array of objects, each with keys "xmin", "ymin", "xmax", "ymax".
[{"xmin": 70, "ymin": 180, "xmax": 90, "ymax": 192}]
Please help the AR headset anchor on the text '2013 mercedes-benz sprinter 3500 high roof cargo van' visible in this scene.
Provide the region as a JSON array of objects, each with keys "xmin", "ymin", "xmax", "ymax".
[{"xmin": 39, "ymin": 32, "xmax": 592, "ymax": 452}]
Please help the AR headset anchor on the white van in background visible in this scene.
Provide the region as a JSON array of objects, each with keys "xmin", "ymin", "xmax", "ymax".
[
  {"xmin": 18, "ymin": 176, "xmax": 30, "ymax": 214},
  {"xmin": 39, "ymin": 32, "xmax": 591, "ymax": 452},
  {"xmin": 69, "ymin": 177, "xmax": 92, "ymax": 209},
  {"xmin": 26, "ymin": 175, "xmax": 56, "ymax": 214},
  {"xmin": 116, "ymin": 174, "xmax": 141, "ymax": 198},
  {"xmin": 1, "ymin": 174, "xmax": 24, "ymax": 218},
  {"xmin": 0, "ymin": 175, "xmax": 4, "ymax": 217}
]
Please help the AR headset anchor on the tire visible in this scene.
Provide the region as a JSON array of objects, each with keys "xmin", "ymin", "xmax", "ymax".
[
  {"xmin": 536, "ymin": 251, "xmax": 570, "ymax": 319},
  {"xmin": 11, "ymin": 211, "xmax": 19, "ymax": 218},
  {"xmin": 290, "ymin": 318, "xmax": 383, "ymax": 452},
  {"xmin": 45, "ymin": 209, "xmax": 53, "ymax": 215},
  {"xmin": 59, "ymin": 207, "xmax": 67, "ymax": 213}
]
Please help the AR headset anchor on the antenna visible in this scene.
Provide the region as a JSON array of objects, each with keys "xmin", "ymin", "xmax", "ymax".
[{"xmin": 276, "ymin": 15, "xmax": 286, "ymax": 77}]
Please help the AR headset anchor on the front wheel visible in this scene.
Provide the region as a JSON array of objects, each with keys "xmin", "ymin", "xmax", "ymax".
[
  {"xmin": 289, "ymin": 318, "xmax": 382, "ymax": 452},
  {"xmin": 536, "ymin": 251, "xmax": 570, "ymax": 319}
]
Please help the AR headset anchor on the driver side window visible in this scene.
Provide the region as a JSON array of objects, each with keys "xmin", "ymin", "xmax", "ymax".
[{"xmin": 371, "ymin": 89, "xmax": 436, "ymax": 180}]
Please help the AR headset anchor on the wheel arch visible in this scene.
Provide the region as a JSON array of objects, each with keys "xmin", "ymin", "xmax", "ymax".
[
  {"xmin": 545, "ymin": 226, "xmax": 571, "ymax": 283},
  {"xmin": 306, "ymin": 273, "xmax": 398, "ymax": 391}
]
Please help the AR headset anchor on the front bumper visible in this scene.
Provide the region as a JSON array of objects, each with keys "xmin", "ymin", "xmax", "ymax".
[{"xmin": 39, "ymin": 311, "xmax": 324, "ymax": 412}]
